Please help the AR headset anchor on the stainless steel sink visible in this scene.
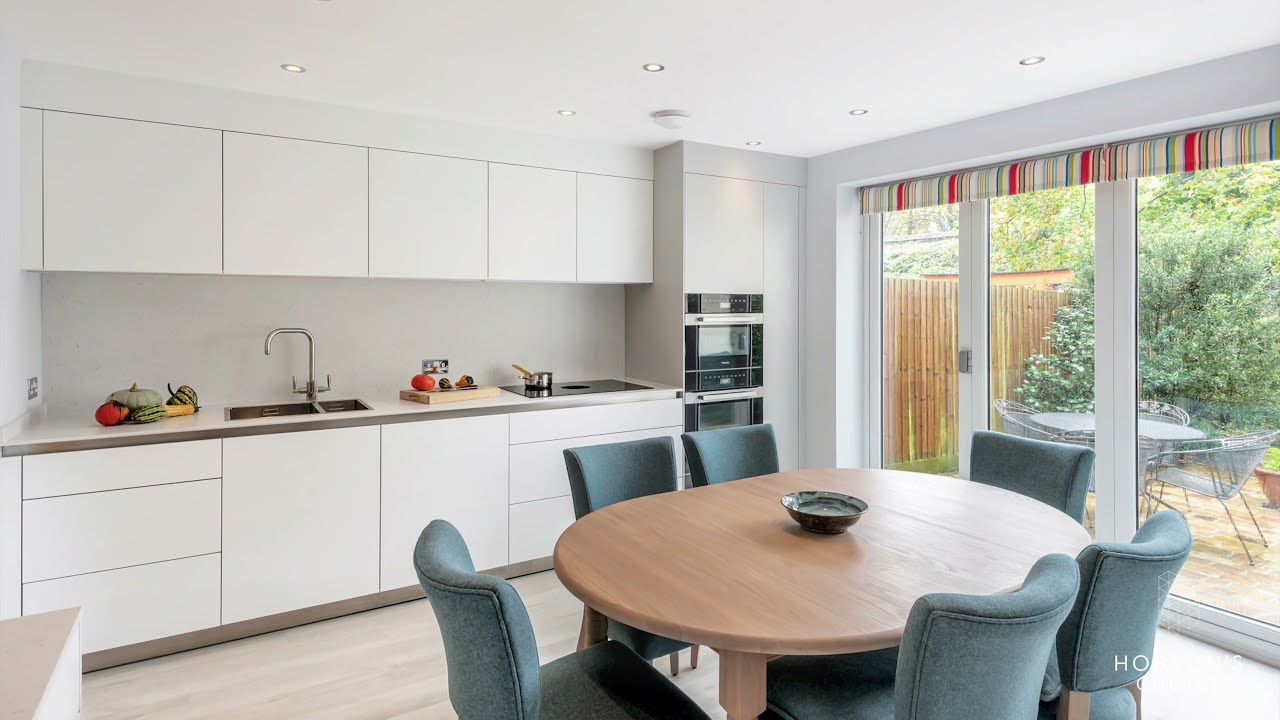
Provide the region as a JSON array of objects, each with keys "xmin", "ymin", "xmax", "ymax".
[{"xmin": 226, "ymin": 398, "xmax": 372, "ymax": 421}]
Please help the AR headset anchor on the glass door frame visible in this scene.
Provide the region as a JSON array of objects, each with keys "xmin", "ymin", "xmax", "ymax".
[{"xmin": 863, "ymin": 183, "xmax": 1280, "ymax": 663}]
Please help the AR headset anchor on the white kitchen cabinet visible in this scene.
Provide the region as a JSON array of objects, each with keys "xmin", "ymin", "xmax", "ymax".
[
  {"xmin": 369, "ymin": 150, "xmax": 488, "ymax": 280},
  {"xmin": 576, "ymin": 174, "xmax": 653, "ymax": 283},
  {"xmin": 23, "ymin": 554, "xmax": 220, "ymax": 653},
  {"xmin": 23, "ymin": 479, "xmax": 221, "ymax": 583},
  {"xmin": 380, "ymin": 415, "xmax": 509, "ymax": 590},
  {"xmin": 509, "ymin": 496, "xmax": 576, "ymax": 565},
  {"xmin": 222, "ymin": 426, "xmax": 380, "ymax": 622},
  {"xmin": 684, "ymin": 173, "xmax": 765, "ymax": 294},
  {"xmin": 509, "ymin": 427, "xmax": 683, "ymax": 505},
  {"xmin": 41, "ymin": 112, "xmax": 222, "ymax": 274},
  {"xmin": 508, "ymin": 398, "xmax": 682, "ymax": 444},
  {"xmin": 20, "ymin": 108, "xmax": 42, "ymax": 270},
  {"xmin": 22, "ymin": 439, "xmax": 222, "ymax": 499},
  {"xmin": 223, "ymin": 133, "xmax": 369, "ymax": 277},
  {"xmin": 488, "ymin": 163, "xmax": 576, "ymax": 282},
  {"xmin": 764, "ymin": 183, "xmax": 801, "ymax": 471}
]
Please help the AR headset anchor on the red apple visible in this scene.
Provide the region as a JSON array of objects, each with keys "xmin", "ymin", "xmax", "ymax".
[{"xmin": 411, "ymin": 374, "xmax": 436, "ymax": 391}]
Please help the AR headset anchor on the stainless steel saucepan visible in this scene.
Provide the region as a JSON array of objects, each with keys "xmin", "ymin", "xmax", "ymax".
[{"xmin": 512, "ymin": 364, "xmax": 553, "ymax": 390}]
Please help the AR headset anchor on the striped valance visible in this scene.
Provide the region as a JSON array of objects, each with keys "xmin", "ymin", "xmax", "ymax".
[
  {"xmin": 860, "ymin": 149, "xmax": 1101, "ymax": 215},
  {"xmin": 860, "ymin": 115, "xmax": 1279, "ymax": 215},
  {"xmin": 1104, "ymin": 116, "xmax": 1278, "ymax": 181}
]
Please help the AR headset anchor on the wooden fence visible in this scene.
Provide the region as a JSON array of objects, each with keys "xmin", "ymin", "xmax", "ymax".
[{"xmin": 882, "ymin": 278, "xmax": 1070, "ymax": 468}]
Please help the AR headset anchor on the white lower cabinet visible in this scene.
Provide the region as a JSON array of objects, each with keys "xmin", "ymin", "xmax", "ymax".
[
  {"xmin": 509, "ymin": 427, "xmax": 684, "ymax": 505},
  {"xmin": 509, "ymin": 496, "xmax": 577, "ymax": 565},
  {"xmin": 23, "ymin": 554, "xmax": 221, "ymax": 653},
  {"xmin": 222, "ymin": 426, "xmax": 380, "ymax": 623},
  {"xmin": 380, "ymin": 415, "xmax": 510, "ymax": 590}
]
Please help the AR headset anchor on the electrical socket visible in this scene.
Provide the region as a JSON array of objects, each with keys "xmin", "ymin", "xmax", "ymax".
[
  {"xmin": 27, "ymin": 377, "xmax": 38, "ymax": 400},
  {"xmin": 422, "ymin": 359, "xmax": 449, "ymax": 375}
]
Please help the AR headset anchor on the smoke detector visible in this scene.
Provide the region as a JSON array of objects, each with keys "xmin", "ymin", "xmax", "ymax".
[{"xmin": 652, "ymin": 110, "xmax": 691, "ymax": 130}]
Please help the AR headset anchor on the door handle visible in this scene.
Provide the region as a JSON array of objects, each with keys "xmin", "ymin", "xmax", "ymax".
[{"xmin": 958, "ymin": 350, "xmax": 973, "ymax": 374}]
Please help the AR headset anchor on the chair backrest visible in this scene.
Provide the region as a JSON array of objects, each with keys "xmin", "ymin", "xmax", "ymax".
[
  {"xmin": 563, "ymin": 436, "xmax": 679, "ymax": 519},
  {"xmin": 893, "ymin": 554, "xmax": 1079, "ymax": 720},
  {"xmin": 1055, "ymin": 511, "xmax": 1192, "ymax": 693},
  {"xmin": 970, "ymin": 430, "xmax": 1094, "ymax": 522},
  {"xmin": 994, "ymin": 399, "xmax": 1037, "ymax": 415},
  {"xmin": 681, "ymin": 424, "xmax": 780, "ymax": 488},
  {"xmin": 414, "ymin": 520, "xmax": 540, "ymax": 720},
  {"xmin": 1137, "ymin": 400, "xmax": 1191, "ymax": 426},
  {"xmin": 995, "ymin": 411, "xmax": 1059, "ymax": 442}
]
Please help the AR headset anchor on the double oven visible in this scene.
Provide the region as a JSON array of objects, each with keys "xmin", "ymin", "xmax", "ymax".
[{"xmin": 684, "ymin": 293, "xmax": 765, "ymax": 432}]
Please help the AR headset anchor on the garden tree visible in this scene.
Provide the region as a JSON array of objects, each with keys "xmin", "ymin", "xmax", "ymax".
[
  {"xmin": 1018, "ymin": 162, "xmax": 1280, "ymax": 432},
  {"xmin": 989, "ymin": 185, "xmax": 1094, "ymax": 273}
]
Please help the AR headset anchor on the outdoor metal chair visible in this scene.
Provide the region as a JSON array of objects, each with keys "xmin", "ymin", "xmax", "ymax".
[
  {"xmin": 1143, "ymin": 430, "xmax": 1277, "ymax": 565},
  {"xmin": 1057, "ymin": 432, "xmax": 1160, "ymax": 529},
  {"xmin": 1137, "ymin": 400, "xmax": 1191, "ymax": 426},
  {"xmin": 994, "ymin": 401, "xmax": 1059, "ymax": 441}
]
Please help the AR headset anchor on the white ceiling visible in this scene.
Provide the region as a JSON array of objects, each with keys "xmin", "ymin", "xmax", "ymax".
[{"xmin": 1, "ymin": 0, "xmax": 1278, "ymax": 158}]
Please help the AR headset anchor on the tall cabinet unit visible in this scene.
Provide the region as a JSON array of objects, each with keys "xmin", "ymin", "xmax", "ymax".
[{"xmin": 626, "ymin": 142, "xmax": 805, "ymax": 470}]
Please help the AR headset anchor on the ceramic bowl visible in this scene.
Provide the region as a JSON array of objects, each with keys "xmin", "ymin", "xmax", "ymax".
[{"xmin": 780, "ymin": 491, "xmax": 869, "ymax": 534}]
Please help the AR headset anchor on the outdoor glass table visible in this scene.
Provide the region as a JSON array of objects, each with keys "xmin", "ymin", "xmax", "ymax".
[{"xmin": 1030, "ymin": 412, "xmax": 1207, "ymax": 442}]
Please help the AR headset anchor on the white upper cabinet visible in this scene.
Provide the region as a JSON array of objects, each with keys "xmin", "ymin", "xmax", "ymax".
[
  {"xmin": 223, "ymin": 133, "xmax": 369, "ymax": 277},
  {"xmin": 763, "ymin": 183, "xmax": 801, "ymax": 471},
  {"xmin": 19, "ymin": 108, "xmax": 42, "ymax": 270},
  {"xmin": 576, "ymin": 174, "xmax": 653, "ymax": 283},
  {"xmin": 41, "ymin": 112, "xmax": 222, "ymax": 274},
  {"xmin": 487, "ymin": 164, "xmax": 576, "ymax": 282},
  {"xmin": 683, "ymin": 173, "xmax": 765, "ymax": 294},
  {"xmin": 369, "ymin": 150, "xmax": 488, "ymax": 280}
]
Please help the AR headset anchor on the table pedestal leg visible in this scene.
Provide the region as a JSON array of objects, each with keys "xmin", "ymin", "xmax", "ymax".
[
  {"xmin": 576, "ymin": 605, "xmax": 607, "ymax": 651},
  {"xmin": 718, "ymin": 650, "xmax": 768, "ymax": 720}
]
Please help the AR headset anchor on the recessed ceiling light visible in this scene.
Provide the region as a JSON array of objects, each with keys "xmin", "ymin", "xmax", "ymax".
[
  {"xmin": 1018, "ymin": 56, "xmax": 1046, "ymax": 66},
  {"xmin": 280, "ymin": 64, "xmax": 307, "ymax": 73},
  {"xmin": 642, "ymin": 63, "xmax": 665, "ymax": 72},
  {"xmin": 849, "ymin": 108, "xmax": 870, "ymax": 116},
  {"xmin": 556, "ymin": 109, "xmax": 577, "ymax": 116},
  {"xmin": 746, "ymin": 141, "xmax": 762, "ymax": 147}
]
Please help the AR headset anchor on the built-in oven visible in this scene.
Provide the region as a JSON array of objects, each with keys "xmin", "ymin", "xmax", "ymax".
[
  {"xmin": 684, "ymin": 387, "xmax": 765, "ymax": 432},
  {"xmin": 684, "ymin": 293, "xmax": 764, "ymax": 393}
]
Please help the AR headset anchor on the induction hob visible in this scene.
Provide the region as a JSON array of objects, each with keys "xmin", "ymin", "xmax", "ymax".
[{"xmin": 499, "ymin": 379, "xmax": 652, "ymax": 398}]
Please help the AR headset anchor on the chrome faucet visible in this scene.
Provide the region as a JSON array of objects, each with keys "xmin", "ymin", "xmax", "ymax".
[{"xmin": 264, "ymin": 327, "xmax": 331, "ymax": 401}]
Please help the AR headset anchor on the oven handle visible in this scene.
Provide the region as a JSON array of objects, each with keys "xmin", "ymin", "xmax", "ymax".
[
  {"xmin": 686, "ymin": 313, "xmax": 765, "ymax": 325},
  {"xmin": 688, "ymin": 389, "xmax": 762, "ymax": 403}
]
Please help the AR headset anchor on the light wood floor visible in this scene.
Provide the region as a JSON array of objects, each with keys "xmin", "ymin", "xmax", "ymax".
[{"xmin": 84, "ymin": 570, "xmax": 1280, "ymax": 719}]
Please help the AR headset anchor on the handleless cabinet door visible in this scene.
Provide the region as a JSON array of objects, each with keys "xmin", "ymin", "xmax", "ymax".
[
  {"xmin": 20, "ymin": 108, "xmax": 42, "ymax": 270},
  {"xmin": 42, "ymin": 112, "xmax": 222, "ymax": 273},
  {"xmin": 487, "ymin": 164, "xmax": 576, "ymax": 282},
  {"xmin": 369, "ymin": 150, "xmax": 488, "ymax": 279},
  {"xmin": 764, "ymin": 183, "xmax": 801, "ymax": 471},
  {"xmin": 380, "ymin": 415, "xmax": 509, "ymax": 590},
  {"xmin": 684, "ymin": 173, "xmax": 765, "ymax": 294},
  {"xmin": 223, "ymin": 133, "xmax": 369, "ymax": 277},
  {"xmin": 576, "ymin": 174, "xmax": 653, "ymax": 283},
  {"xmin": 222, "ymin": 426, "xmax": 380, "ymax": 622}
]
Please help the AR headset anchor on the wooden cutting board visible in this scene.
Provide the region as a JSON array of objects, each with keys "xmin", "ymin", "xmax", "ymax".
[{"xmin": 399, "ymin": 386, "xmax": 502, "ymax": 405}]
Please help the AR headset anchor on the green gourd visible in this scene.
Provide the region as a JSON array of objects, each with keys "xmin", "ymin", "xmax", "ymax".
[
  {"xmin": 166, "ymin": 384, "xmax": 199, "ymax": 409},
  {"xmin": 115, "ymin": 383, "xmax": 163, "ymax": 411},
  {"xmin": 129, "ymin": 404, "xmax": 168, "ymax": 424}
]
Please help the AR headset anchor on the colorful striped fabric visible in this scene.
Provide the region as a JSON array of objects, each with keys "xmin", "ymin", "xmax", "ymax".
[
  {"xmin": 859, "ymin": 115, "xmax": 1279, "ymax": 215},
  {"xmin": 860, "ymin": 149, "xmax": 1102, "ymax": 214},
  {"xmin": 1104, "ymin": 117, "xmax": 1278, "ymax": 181}
]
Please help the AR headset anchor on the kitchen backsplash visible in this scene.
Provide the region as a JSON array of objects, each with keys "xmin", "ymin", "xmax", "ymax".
[{"xmin": 42, "ymin": 273, "xmax": 625, "ymax": 409}]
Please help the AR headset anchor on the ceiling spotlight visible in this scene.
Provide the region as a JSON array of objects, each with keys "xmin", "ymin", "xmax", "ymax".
[
  {"xmin": 746, "ymin": 141, "xmax": 762, "ymax": 147},
  {"xmin": 652, "ymin": 110, "xmax": 691, "ymax": 129},
  {"xmin": 280, "ymin": 64, "xmax": 307, "ymax": 73},
  {"xmin": 1018, "ymin": 56, "xmax": 1046, "ymax": 66},
  {"xmin": 556, "ymin": 109, "xmax": 577, "ymax": 116},
  {"xmin": 642, "ymin": 63, "xmax": 666, "ymax": 72},
  {"xmin": 849, "ymin": 108, "xmax": 869, "ymax": 116}
]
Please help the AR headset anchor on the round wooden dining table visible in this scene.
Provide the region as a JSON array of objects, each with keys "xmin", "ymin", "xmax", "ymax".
[{"xmin": 553, "ymin": 468, "xmax": 1092, "ymax": 720}]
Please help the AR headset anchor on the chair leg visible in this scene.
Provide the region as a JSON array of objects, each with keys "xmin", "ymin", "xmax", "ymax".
[
  {"xmin": 1239, "ymin": 493, "xmax": 1269, "ymax": 548},
  {"xmin": 1127, "ymin": 681, "xmax": 1143, "ymax": 720},
  {"xmin": 1057, "ymin": 689, "xmax": 1090, "ymax": 720},
  {"xmin": 691, "ymin": 644, "xmax": 700, "ymax": 669},
  {"xmin": 669, "ymin": 652, "xmax": 680, "ymax": 676},
  {"xmin": 1219, "ymin": 498, "xmax": 1257, "ymax": 566}
]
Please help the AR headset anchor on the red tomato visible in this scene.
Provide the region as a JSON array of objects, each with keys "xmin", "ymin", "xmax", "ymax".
[{"xmin": 411, "ymin": 374, "xmax": 436, "ymax": 391}]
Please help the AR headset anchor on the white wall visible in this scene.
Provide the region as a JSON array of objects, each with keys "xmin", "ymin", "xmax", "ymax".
[
  {"xmin": 42, "ymin": 274, "xmax": 623, "ymax": 409},
  {"xmin": 0, "ymin": 37, "xmax": 41, "ymax": 426},
  {"xmin": 803, "ymin": 43, "xmax": 1280, "ymax": 469}
]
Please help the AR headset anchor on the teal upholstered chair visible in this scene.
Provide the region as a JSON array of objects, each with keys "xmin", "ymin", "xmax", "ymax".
[
  {"xmin": 413, "ymin": 520, "xmax": 710, "ymax": 720},
  {"xmin": 971, "ymin": 430, "xmax": 1094, "ymax": 523},
  {"xmin": 1039, "ymin": 510, "xmax": 1192, "ymax": 720},
  {"xmin": 681, "ymin": 424, "xmax": 780, "ymax": 487},
  {"xmin": 763, "ymin": 553, "xmax": 1080, "ymax": 720},
  {"xmin": 563, "ymin": 437, "xmax": 696, "ymax": 675}
]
